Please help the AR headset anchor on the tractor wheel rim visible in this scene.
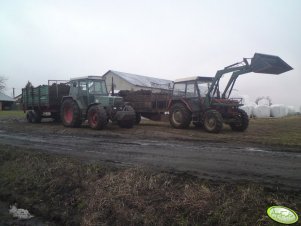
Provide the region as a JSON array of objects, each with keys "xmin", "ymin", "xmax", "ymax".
[
  {"xmin": 173, "ymin": 110, "xmax": 182, "ymax": 124},
  {"xmin": 206, "ymin": 117, "xmax": 216, "ymax": 130},
  {"xmin": 90, "ymin": 112, "xmax": 98, "ymax": 126},
  {"xmin": 64, "ymin": 106, "xmax": 73, "ymax": 124}
]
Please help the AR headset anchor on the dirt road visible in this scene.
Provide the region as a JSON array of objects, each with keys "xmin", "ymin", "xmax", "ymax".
[{"xmin": 0, "ymin": 119, "xmax": 300, "ymax": 190}]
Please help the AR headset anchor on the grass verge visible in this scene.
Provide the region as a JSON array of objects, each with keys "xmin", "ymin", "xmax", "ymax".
[
  {"xmin": 0, "ymin": 145, "xmax": 300, "ymax": 226},
  {"xmin": 0, "ymin": 110, "xmax": 24, "ymax": 118}
]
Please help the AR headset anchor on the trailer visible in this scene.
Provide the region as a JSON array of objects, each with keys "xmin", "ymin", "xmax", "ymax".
[
  {"xmin": 22, "ymin": 80, "xmax": 69, "ymax": 122},
  {"xmin": 118, "ymin": 90, "xmax": 171, "ymax": 124}
]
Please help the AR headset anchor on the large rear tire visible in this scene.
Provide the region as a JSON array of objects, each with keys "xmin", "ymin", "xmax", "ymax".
[
  {"xmin": 230, "ymin": 109, "xmax": 249, "ymax": 132},
  {"xmin": 88, "ymin": 105, "xmax": 108, "ymax": 130},
  {"xmin": 203, "ymin": 110, "xmax": 223, "ymax": 133},
  {"xmin": 60, "ymin": 99, "xmax": 82, "ymax": 127},
  {"xmin": 169, "ymin": 103, "xmax": 191, "ymax": 129},
  {"xmin": 117, "ymin": 105, "xmax": 135, "ymax": 129}
]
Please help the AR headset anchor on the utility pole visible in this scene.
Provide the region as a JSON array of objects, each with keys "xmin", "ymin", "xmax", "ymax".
[{"xmin": 13, "ymin": 88, "xmax": 15, "ymax": 98}]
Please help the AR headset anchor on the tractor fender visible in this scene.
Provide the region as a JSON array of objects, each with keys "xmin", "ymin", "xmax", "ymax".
[
  {"xmin": 61, "ymin": 96, "xmax": 74, "ymax": 104},
  {"xmin": 86, "ymin": 103, "xmax": 103, "ymax": 116},
  {"xmin": 168, "ymin": 99, "xmax": 193, "ymax": 112}
]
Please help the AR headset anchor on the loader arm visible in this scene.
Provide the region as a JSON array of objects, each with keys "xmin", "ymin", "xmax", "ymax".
[{"xmin": 205, "ymin": 53, "xmax": 293, "ymax": 106}]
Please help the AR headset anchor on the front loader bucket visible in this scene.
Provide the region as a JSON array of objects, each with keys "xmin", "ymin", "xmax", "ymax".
[{"xmin": 251, "ymin": 53, "xmax": 293, "ymax": 75}]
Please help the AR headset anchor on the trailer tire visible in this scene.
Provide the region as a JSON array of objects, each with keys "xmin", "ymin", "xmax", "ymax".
[
  {"xmin": 118, "ymin": 105, "xmax": 135, "ymax": 128},
  {"xmin": 26, "ymin": 111, "xmax": 33, "ymax": 123},
  {"xmin": 51, "ymin": 112, "xmax": 61, "ymax": 122},
  {"xmin": 61, "ymin": 99, "xmax": 82, "ymax": 127},
  {"xmin": 135, "ymin": 113, "xmax": 141, "ymax": 125},
  {"xmin": 169, "ymin": 103, "xmax": 191, "ymax": 129},
  {"xmin": 88, "ymin": 105, "xmax": 107, "ymax": 130},
  {"xmin": 203, "ymin": 110, "xmax": 223, "ymax": 133},
  {"xmin": 230, "ymin": 109, "xmax": 249, "ymax": 132},
  {"xmin": 32, "ymin": 110, "xmax": 42, "ymax": 123},
  {"xmin": 26, "ymin": 110, "xmax": 41, "ymax": 123}
]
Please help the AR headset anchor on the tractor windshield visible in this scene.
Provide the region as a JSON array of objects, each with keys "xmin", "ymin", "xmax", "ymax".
[{"xmin": 88, "ymin": 80, "xmax": 108, "ymax": 95}]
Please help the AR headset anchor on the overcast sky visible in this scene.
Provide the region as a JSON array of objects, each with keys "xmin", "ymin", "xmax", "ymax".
[{"xmin": 0, "ymin": 0, "xmax": 300, "ymax": 106}]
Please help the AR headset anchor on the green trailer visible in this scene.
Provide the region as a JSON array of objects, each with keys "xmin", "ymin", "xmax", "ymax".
[{"xmin": 22, "ymin": 81, "xmax": 69, "ymax": 122}]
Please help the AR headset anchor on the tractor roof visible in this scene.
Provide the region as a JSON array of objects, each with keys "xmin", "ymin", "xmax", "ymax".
[
  {"xmin": 70, "ymin": 75, "xmax": 103, "ymax": 81},
  {"xmin": 174, "ymin": 76, "xmax": 214, "ymax": 83}
]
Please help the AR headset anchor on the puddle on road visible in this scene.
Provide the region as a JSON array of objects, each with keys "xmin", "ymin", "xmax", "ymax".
[{"xmin": 246, "ymin": 147, "xmax": 270, "ymax": 153}]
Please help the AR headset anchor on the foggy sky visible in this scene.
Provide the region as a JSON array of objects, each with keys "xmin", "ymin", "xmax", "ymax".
[{"xmin": 0, "ymin": 0, "xmax": 300, "ymax": 107}]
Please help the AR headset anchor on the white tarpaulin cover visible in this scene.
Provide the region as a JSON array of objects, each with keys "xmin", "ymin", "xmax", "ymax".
[
  {"xmin": 270, "ymin": 104, "xmax": 288, "ymax": 118},
  {"xmin": 253, "ymin": 105, "xmax": 271, "ymax": 118}
]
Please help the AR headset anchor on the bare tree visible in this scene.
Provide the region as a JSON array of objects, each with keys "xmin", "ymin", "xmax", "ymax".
[{"xmin": 0, "ymin": 76, "xmax": 7, "ymax": 92}]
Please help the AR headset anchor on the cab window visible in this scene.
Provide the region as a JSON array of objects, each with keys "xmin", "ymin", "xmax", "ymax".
[
  {"xmin": 186, "ymin": 82, "xmax": 198, "ymax": 97},
  {"xmin": 173, "ymin": 83, "xmax": 186, "ymax": 96}
]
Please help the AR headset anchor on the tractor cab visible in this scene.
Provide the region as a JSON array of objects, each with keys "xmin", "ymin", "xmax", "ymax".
[{"xmin": 68, "ymin": 76, "xmax": 124, "ymax": 113}]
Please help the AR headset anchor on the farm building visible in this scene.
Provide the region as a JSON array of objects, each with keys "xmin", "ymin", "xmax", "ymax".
[
  {"xmin": 102, "ymin": 70, "xmax": 173, "ymax": 93},
  {"xmin": 0, "ymin": 92, "xmax": 15, "ymax": 110}
]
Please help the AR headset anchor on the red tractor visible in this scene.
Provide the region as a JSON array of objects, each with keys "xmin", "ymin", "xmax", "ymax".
[{"xmin": 168, "ymin": 53, "xmax": 293, "ymax": 133}]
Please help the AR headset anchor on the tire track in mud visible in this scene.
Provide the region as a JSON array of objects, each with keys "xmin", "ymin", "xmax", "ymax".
[{"xmin": 0, "ymin": 130, "xmax": 301, "ymax": 190}]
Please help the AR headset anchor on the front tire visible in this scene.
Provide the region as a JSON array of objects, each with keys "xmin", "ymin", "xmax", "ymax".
[
  {"xmin": 230, "ymin": 109, "xmax": 249, "ymax": 132},
  {"xmin": 60, "ymin": 99, "xmax": 82, "ymax": 127},
  {"xmin": 117, "ymin": 105, "xmax": 135, "ymax": 128},
  {"xmin": 169, "ymin": 103, "xmax": 191, "ymax": 129},
  {"xmin": 88, "ymin": 105, "xmax": 107, "ymax": 130},
  {"xmin": 203, "ymin": 110, "xmax": 223, "ymax": 133}
]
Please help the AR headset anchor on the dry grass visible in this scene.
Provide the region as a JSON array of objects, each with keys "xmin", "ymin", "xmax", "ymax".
[{"xmin": 0, "ymin": 145, "xmax": 300, "ymax": 226}]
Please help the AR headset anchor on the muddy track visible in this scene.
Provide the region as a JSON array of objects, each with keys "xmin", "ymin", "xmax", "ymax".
[{"xmin": 0, "ymin": 122, "xmax": 300, "ymax": 190}]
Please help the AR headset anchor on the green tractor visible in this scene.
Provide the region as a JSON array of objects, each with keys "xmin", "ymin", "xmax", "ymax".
[
  {"xmin": 168, "ymin": 53, "xmax": 293, "ymax": 133},
  {"xmin": 22, "ymin": 76, "xmax": 136, "ymax": 129},
  {"xmin": 61, "ymin": 76, "xmax": 136, "ymax": 129}
]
